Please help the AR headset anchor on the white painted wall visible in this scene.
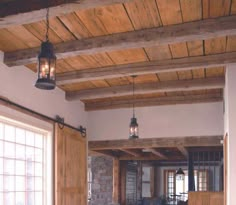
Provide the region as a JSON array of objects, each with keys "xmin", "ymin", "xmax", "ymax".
[
  {"xmin": 224, "ymin": 64, "xmax": 236, "ymax": 205},
  {"xmin": 87, "ymin": 102, "xmax": 224, "ymax": 140},
  {"xmin": 0, "ymin": 52, "xmax": 87, "ymax": 128}
]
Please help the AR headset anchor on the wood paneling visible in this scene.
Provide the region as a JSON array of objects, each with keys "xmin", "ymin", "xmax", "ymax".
[
  {"xmin": 188, "ymin": 191, "xmax": 223, "ymax": 205},
  {"xmin": 55, "ymin": 124, "xmax": 87, "ymax": 205},
  {"xmin": 124, "ymin": 0, "xmax": 162, "ymax": 29},
  {"xmin": 0, "ymin": 0, "xmax": 133, "ymax": 28},
  {"xmin": 5, "ymin": 15, "xmax": 236, "ymax": 66},
  {"xmin": 75, "ymin": 4, "xmax": 133, "ymax": 36}
]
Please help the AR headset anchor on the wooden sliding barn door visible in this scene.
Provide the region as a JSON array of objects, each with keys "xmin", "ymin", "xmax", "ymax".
[{"xmin": 55, "ymin": 124, "xmax": 87, "ymax": 205}]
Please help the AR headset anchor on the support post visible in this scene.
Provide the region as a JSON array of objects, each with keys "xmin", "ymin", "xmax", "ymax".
[{"xmin": 188, "ymin": 152, "xmax": 195, "ymax": 191}]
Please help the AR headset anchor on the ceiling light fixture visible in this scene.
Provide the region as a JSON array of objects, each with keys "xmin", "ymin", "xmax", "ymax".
[
  {"xmin": 35, "ymin": 5, "xmax": 56, "ymax": 90},
  {"xmin": 176, "ymin": 168, "xmax": 185, "ymax": 180},
  {"xmin": 129, "ymin": 75, "xmax": 139, "ymax": 139}
]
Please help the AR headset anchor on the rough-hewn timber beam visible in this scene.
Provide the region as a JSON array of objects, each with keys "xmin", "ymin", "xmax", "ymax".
[
  {"xmin": 119, "ymin": 149, "xmax": 141, "ymax": 157},
  {"xmin": 84, "ymin": 92, "xmax": 223, "ymax": 111},
  {"xmin": 57, "ymin": 52, "xmax": 234, "ymax": 85},
  {"xmin": 0, "ymin": 0, "xmax": 132, "ymax": 28},
  {"xmin": 4, "ymin": 15, "xmax": 236, "ymax": 66},
  {"xmin": 146, "ymin": 148, "xmax": 168, "ymax": 160},
  {"xmin": 91, "ymin": 150, "xmax": 117, "ymax": 158},
  {"xmin": 177, "ymin": 146, "xmax": 189, "ymax": 158},
  {"xmin": 89, "ymin": 136, "xmax": 223, "ymax": 150},
  {"xmin": 66, "ymin": 77, "xmax": 224, "ymax": 100}
]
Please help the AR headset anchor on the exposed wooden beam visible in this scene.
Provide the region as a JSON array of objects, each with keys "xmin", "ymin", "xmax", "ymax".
[
  {"xmin": 0, "ymin": 0, "xmax": 132, "ymax": 28},
  {"xmin": 119, "ymin": 154, "xmax": 184, "ymax": 161},
  {"xmin": 177, "ymin": 146, "xmax": 189, "ymax": 158},
  {"xmin": 84, "ymin": 92, "xmax": 223, "ymax": 111},
  {"xmin": 66, "ymin": 77, "xmax": 224, "ymax": 100},
  {"xmin": 4, "ymin": 15, "xmax": 236, "ymax": 66},
  {"xmin": 89, "ymin": 136, "xmax": 223, "ymax": 150},
  {"xmin": 146, "ymin": 148, "xmax": 168, "ymax": 160},
  {"xmin": 91, "ymin": 150, "xmax": 117, "ymax": 158},
  {"xmin": 119, "ymin": 149, "xmax": 141, "ymax": 157},
  {"xmin": 57, "ymin": 52, "xmax": 234, "ymax": 85}
]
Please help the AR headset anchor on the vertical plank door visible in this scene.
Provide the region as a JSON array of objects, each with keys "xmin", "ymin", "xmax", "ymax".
[{"xmin": 55, "ymin": 124, "xmax": 87, "ymax": 205}]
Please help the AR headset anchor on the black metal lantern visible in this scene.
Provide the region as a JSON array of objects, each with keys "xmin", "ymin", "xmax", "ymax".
[
  {"xmin": 176, "ymin": 168, "xmax": 185, "ymax": 180},
  {"xmin": 129, "ymin": 116, "xmax": 139, "ymax": 139},
  {"xmin": 35, "ymin": 7, "xmax": 56, "ymax": 90},
  {"xmin": 129, "ymin": 76, "xmax": 139, "ymax": 139}
]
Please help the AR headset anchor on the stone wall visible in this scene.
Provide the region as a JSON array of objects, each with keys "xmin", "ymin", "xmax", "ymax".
[{"xmin": 89, "ymin": 156, "xmax": 113, "ymax": 205}]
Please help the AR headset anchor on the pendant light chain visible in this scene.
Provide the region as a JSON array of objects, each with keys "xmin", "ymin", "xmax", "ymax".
[
  {"xmin": 45, "ymin": 7, "xmax": 50, "ymax": 42},
  {"xmin": 132, "ymin": 76, "xmax": 135, "ymax": 118}
]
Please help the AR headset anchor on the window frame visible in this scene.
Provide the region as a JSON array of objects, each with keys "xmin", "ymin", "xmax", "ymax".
[{"xmin": 0, "ymin": 105, "xmax": 53, "ymax": 205}]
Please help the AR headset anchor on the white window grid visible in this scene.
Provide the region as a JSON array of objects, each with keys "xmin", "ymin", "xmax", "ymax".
[{"xmin": 0, "ymin": 117, "xmax": 49, "ymax": 205}]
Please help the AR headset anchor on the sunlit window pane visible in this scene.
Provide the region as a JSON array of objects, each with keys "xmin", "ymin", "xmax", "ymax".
[
  {"xmin": 16, "ymin": 160, "xmax": 25, "ymax": 175},
  {"xmin": 27, "ymin": 176, "xmax": 35, "ymax": 191},
  {"xmin": 16, "ymin": 176, "xmax": 25, "ymax": 191},
  {"xmin": 4, "ymin": 192, "xmax": 14, "ymax": 205},
  {"xmin": 0, "ymin": 175, "xmax": 3, "ymax": 191},
  {"xmin": 35, "ymin": 148, "xmax": 43, "ymax": 162},
  {"xmin": 26, "ymin": 147, "xmax": 34, "ymax": 161},
  {"xmin": 35, "ymin": 177, "xmax": 43, "ymax": 191},
  {"xmin": 4, "ymin": 176, "xmax": 15, "ymax": 191},
  {"xmin": 16, "ymin": 128, "xmax": 25, "ymax": 144},
  {"xmin": 35, "ymin": 134, "xmax": 43, "ymax": 148},
  {"xmin": 4, "ymin": 142, "xmax": 15, "ymax": 158},
  {"xmin": 35, "ymin": 192, "xmax": 43, "ymax": 205},
  {"xmin": 4, "ymin": 159, "xmax": 15, "ymax": 175},
  {"xmin": 16, "ymin": 144, "xmax": 25, "ymax": 160},
  {"xmin": 0, "ymin": 141, "xmax": 3, "ymax": 157},
  {"xmin": 16, "ymin": 192, "xmax": 25, "ymax": 205},
  {"xmin": 26, "ymin": 131, "xmax": 34, "ymax": 146},
  {"xmin": 5, "ymin": 125, "xmax": 15, "ymax": 142},
  {"xmin": 27, "ymin": 192, "xmax": 34, "ymax": 205},
  {"xmin": 0, "ymin": 158, "xmax": 3, "ymax": 174},
  {"xmin": 35, "ymin": 163, "xmax": 42, "ymax": 177},
  {"xmin": 0, "ymin": 123, "xmax": 3, "ymax": 139}
]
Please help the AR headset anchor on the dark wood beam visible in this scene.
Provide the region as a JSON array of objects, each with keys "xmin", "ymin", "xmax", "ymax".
[
  {"xmin": 119, "ymin": 149, "xmax": 142, "ymax": 157},
  {"xmin": 177, "ymin": 146, "xmax": 189, "ymax": 158},
  {"xmin": 119, "ymin": 154, "xmax": 184, "ymax": 161},
  {"xmin": 4, "ymin": 15, "xmax": 236, "ymax": 66},
  {"xmin": 91, "ymin": 150, "xmax": 117, "ymax": 158},
  {"xmin": 146, "ymin": 148, "xmax": 168, "ymax": 160},
  {"xmin": 0, "ymin": 0, "xmax": 132, "ymax": 28},
  {"xmin": 89, "ymin": 136, "xmax": 223, "ymax": 150},
  {"xmin": 57, "ymin": 52, "xmax": 234, "ymax": 85},
  {"xmin": 66, "ymin": 77, "xmax": 224, "ymax": 100},
  {"xmin": 84, "ymin": 92, "xmax": 223, "ymax": 111}
]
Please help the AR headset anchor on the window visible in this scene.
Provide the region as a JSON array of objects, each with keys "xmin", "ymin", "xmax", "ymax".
[
  {"xmin": 142, "ymin": 167, "xmax": 152, "ymax": 197},
  {"xmin": 165, "ymin": 169, "xmax": 208, "ymax": 200},
  {"xmin": 0, "ymin": 115, "xmax": 52, "ymax": 205}
]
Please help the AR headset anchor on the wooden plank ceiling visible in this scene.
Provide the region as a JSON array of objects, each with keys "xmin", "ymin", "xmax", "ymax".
[{"xmin": 1, "ymin": 0, "xmax": 236, "ymax": 110}]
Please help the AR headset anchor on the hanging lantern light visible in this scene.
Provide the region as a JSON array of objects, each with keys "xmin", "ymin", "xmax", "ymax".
[
  {"xmin": 35, "ymin": 7, "xmax": 56, "ymax": 90},
  {"xmin": 176, "ymin": 168, "xmax": 185, "ymax": 180},
  {"xmin": 129, "ymin": 76, "xmax": 139, "ymax": 139}
]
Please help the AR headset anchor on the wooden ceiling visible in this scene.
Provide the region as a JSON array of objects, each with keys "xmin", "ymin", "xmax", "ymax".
[
  {"xmin": 88, "ymin": 135, "xmax": 223, "ymax": 161},
  {"xmin": 1, "ymin": 0, "xmax": 236, "ymax": 110}
]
